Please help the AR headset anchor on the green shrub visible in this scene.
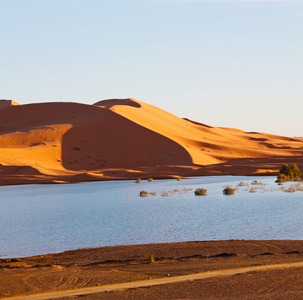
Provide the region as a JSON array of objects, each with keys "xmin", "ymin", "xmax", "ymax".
[
  {"xmin": 148, "ymin": 178, "xmax": 154, "ymax": 182},
  {"xmin": 194, "ymin": 188, "xmax": 207, "ymax": 196},
  {"xmin": 276, "ymin": 164, "xmax": 303, "ymax": 183},
  {"xmin": 223, "ymin": 185, "xmax": 236, "ymax": 195},
  {"xmin": 135, "ymin": 178, "xmax": 141, "ymax": 183}
]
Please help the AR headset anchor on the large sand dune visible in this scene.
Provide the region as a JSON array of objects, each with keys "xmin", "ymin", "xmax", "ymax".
[{"xmin": 0, "ymin": 98, "xmax": 302, "ymax": 185}]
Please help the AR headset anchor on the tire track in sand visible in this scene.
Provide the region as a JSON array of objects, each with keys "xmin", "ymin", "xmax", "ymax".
[{"xmin": 3, "ymin": 261, "xmax": 303, "ymax": 300}]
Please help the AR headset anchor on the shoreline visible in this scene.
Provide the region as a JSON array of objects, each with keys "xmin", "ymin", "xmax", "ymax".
[
  {"xmin": 0, "ymin": 172, "xmax": 277, "ymax": 188},
  {"xmin": 2, "ymin": 240, "xmax": 303, "ymax": 299}
]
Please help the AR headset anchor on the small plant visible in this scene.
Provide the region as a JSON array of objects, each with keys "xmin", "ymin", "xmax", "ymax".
[
  {"xmin": 251, "ymin": 180, "xmax": 265, "ymax": 186},
  {"xmin": 135, "ymin": 178, "xmax": 141, "ymax": 183},
  {"xmin": 223, "ymin": 185, "xmax": 236, "ymax": 195},
  {"xmin": 149, "ymin": 192, "xmax": 157, "ymax": 196},
  {"xmin": 237, "ymin": 181, "xmax": 249, "ymax": 187},
  {"xmin": 283, "ymin": 183, "xmax": 303, "ymax": 193},
  {"xmin": 284, "ymin": 186, "xmax": 296, "ymax": 193},
  {"xmin": 147, "ymin": 254, "xmax": 155, "ymax": 263},
  {"xmin": 148, "ymin": 178, "xmax": 154, "ymax": 182},
  {"xmin": 161, "ymin": 191, "xmax": 169, "ymax": 197},
  {"xmin": 139, "ymin": 190, "xmax": 148, "ymax": 197},
  {"xmin": 249, "ymin": 187, "xmax": 257, "ymax": 193},
  {"xmin": 194, "ymin": 188, "xmax": 207, "ymax": 196},
  {"xmin": 177, "ymin": 177, "xmax": 182, "ymax": 181}
]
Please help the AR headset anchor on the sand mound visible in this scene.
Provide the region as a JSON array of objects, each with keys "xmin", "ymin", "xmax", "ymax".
[{"xmin": 0, "ymin": 98, "xmax": 302, "ymax": 185}]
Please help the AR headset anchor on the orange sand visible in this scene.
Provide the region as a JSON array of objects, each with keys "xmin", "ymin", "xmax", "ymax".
[{"xmin": 0, "ymin": 98, "xmax": 302, "ymax": 185}]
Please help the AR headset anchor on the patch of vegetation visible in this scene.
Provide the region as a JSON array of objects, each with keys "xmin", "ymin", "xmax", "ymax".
[
  {"xmin": 148, "ymin": 178, "xmax": 154, "ymax": 182},
  {"xmin": 251, "ymin": 180, "xmax": 266, "ymax": 186},
  {"xmin": 177, "ymin": 177, "xmax": 182, "ymax": 181},
  {"xmin": 147, "ymin": 254, "xmax": 155, "ymax": 263},
  {"xmin": 73, "ymin": 147, "xmax": 81, "ymax": 151},
  {"xmin": 223, "ymin": 185, "xmax": 236, "ymax": 195},
  {"xmin": 194, "ymin": 188, "xmax": 207, "ymax": 196},
  {"xmin": 139, "ymin": 190, "xmax": 148, "ymax": 197},
  {"xmin": 160, "ymin": 188, "xmax": 193, "ymax": 197},
  {"xmin": 276, "ymin": 164, "xmax": 303, "ymax": 183},
  {"xmin": 135, "ymin": 178, "xmax": 141, "ymax": 183},
  {"xmin": 284, "ymin": 183, "xmax": 303, "ymax": 193},
  {"xmin": 284, "ymin": 186, "xmax": 296, "ymax": 193}
]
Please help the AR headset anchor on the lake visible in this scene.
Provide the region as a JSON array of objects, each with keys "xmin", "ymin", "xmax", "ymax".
[{"xmin": 0, "ymin": 176, "xmax": 303, "ymax": 258}]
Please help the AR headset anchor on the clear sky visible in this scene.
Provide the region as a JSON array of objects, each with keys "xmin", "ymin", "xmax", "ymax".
[{"xmin": 1, "ymin": 0, "xmax": 303, "ymax": 137}]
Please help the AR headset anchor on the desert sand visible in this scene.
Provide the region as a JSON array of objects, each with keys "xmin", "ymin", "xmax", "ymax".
[
  {"xmin": 2, "ymin": 240, "xmax": 303, "ymax": 299},
  {"xmin": 0, "ymin": 98, "xmax": 302, "ymax": 185},
  {"xmin": 1, "ymin": 99, "xmax": 303, "ymax": 299}
]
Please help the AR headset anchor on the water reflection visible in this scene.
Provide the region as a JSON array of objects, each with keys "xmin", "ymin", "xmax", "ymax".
[{"xmin": 0, "ymin": 176, "xmax": 302, "ymax": 258}]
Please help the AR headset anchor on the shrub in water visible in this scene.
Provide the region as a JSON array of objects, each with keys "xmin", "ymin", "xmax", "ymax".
[
  {"xmin": 148, "ymin": 178, "xmax": 154, "ymax": 182},
  {"xmin": 276, "ymin": 164, "xmax": 303, "ymax": 182},
  {"xmin": 139, "ymin": 190, "xmax": 148, "ymax": 197},
  {"xmin": 249, "ymin": 187, "xmax": 257, "ymax": 193},
  {"xmin": 194, "ymin": 188, "xmax": 207, "ymax": 196},
  {"xmin": 223, "ymin": 185, "xmax": 236, "ymax": 195},
  {"xmin": 135, "ymin": 178, "xmax": 141, "ymax": 183}
]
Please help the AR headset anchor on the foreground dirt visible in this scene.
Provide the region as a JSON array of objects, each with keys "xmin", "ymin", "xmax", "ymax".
[{"xmin": 2, "ymin": 240, "xmax": 303, "ymax": 299}]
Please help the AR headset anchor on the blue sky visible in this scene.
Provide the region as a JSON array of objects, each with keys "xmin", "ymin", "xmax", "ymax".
[{"xmin": 1, "ymin": 0, "xmax": 303, "ymax": 136}]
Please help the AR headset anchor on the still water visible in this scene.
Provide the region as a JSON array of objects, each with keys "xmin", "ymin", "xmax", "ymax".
[{"xmin": 0, "ymin": 176, "xmax": 302, "ymax": 258}]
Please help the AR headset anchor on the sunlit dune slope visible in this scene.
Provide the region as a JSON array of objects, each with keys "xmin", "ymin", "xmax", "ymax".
[
  {"xmin": 94, "ymin": 99, "xmax": 303, "ymax": 166},
  {"xmin": 0, "ymin": 98, "xmax": 302, "ymax": 185}
]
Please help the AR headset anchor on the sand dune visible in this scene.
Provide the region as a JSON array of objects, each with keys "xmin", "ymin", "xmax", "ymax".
[{"xmin": 0, "ymin": 98, "xmax": 302, "ymax": 185}]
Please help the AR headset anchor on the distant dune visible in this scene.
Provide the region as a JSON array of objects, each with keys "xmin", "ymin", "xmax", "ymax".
[{"xmin": 0, "ymin": 98, "xmax": 302, "ymax": 185}]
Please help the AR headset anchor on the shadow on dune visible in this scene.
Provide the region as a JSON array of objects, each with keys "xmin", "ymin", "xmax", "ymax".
[
  {"xmin": 93, "ymin": 98, "xmax": 141, "ymax": 108},
  {"xmin": 194, "ymin": 156, "xmax": 303, "ymax": 176},
  {"xmin": 61, "ymin": 104, "xmax": 193, "ymax": 171}
]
